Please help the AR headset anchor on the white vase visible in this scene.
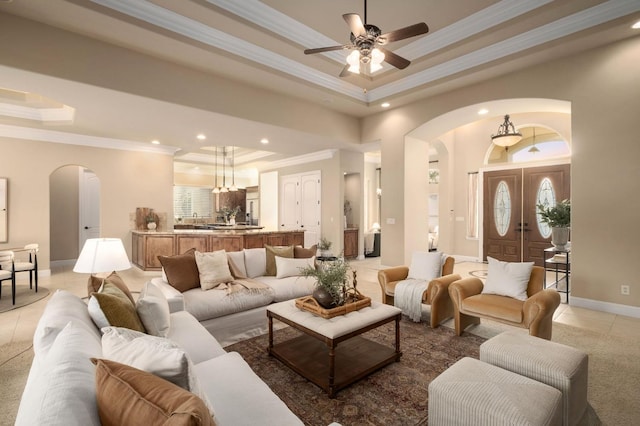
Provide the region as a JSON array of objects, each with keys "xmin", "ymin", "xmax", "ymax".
[
  {"xmin": 229, "ymin": 217, "xmax": 236, "ymax": 225},
  {"xmin": 147, "ymin": 222, "xmax": 157, "ymax": 231},
  {"xmin": 551, "ymin": 227, "xmax": 569, "ymax": 250}
]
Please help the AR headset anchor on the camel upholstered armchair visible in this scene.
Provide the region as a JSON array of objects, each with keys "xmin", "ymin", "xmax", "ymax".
[
  {"xmin": 378, "ymin": 254, "xmax": 460, "ymax": 328},
  {"xmin": 449, "ymin": 259, "xmax": 561, "ymax": 340}
]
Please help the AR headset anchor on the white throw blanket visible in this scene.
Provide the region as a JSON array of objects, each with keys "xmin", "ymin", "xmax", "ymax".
[{"xmin": 394, "ymin": 279, "xmax": 429, "ymax": 322}]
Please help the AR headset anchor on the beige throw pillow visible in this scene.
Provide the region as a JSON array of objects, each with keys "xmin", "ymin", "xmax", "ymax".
[
  {"xmin": 482, "ymin": 256, "xmax": 534, "ymax": 301},
  {"xmin": 275, "ymin": 256, "xmax": 316, "ymax": 279},
  {"xmin": 135, "ymin": 282, "xmax": 171, "ymax": 337},
  {"xmin": 195, "ymin": 250, "xmax": 234, "ymax": 290},
  {"xmin": 265, "ymin": 245, "xmax": 294, "ymax": 276}
]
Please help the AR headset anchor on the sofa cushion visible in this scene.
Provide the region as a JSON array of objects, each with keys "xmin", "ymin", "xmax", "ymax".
[
  {"xmin": 265, "ymin": 245, "xmax": 294, "ymax": 276},
  {"xmin": 167, "ymin": 311, "xmax": 227, "ymax": 364},
  {"xmin": 408, "ymin": 251, "xmax": 442, "ymax": 281},
  {"xmin": 482, "ymin": 256, "xmax": 533, "ymax": 301},
  {"xmin": 136, "ymin": 281, "xmax": 171, "ymax": 337},
  {"xmin": 88, "ymin": 282, "xmax": 146, "ymax": 332},
  {"xmin": 275, "ymin": 256, "xmax": 315, "ymax": 279},
  {"xmin": 158, "ymin": 248, "xmax": 201, "ymax": 292},
  {"xmin": 195, "ymin": 250, "xmax": 234, "ymax": 290},
  {"xmin": 15, "ymin": 321, "xmax": 103, "ymax": 426},
  {"xmin": 87, "ymin": 271, "xmax": 135, "ymax": 304},
  {"xmin": 193, "ymin": 352, "xmax": 303, "ymax": 426},
  {"xmin": 243, "ymin": 247, "xmax": 266, "ymax": 278},
  {"xmin": 294, "ymin": 244, "xmax": 317, "ymax": 259},
  {"xmin": 257, "ymin": 275, "xmax": 316, "ymax": 302},
  {"xmin": 32, "ymin": 289, "xmax": 101, "ymax": 358},
  {"xmin": 182, "ymin": 286, "xmax": 274, "ymax": 322},
  {"xmin": 92, "ymin": 358, "xmax": 215, "ymax": 426}
]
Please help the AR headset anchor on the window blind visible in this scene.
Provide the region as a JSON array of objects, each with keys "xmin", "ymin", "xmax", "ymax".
[{"xmin": 173, "ymin": 186, "xmax": 213, "ymax": 220}]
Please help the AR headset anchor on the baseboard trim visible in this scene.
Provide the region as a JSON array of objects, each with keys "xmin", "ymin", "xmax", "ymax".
[{"xmin": 570, "ymin": 296, "xmax": 640, "ymax": 319}]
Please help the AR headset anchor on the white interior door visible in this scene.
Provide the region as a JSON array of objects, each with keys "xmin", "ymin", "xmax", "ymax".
[
  {"xmin": 79, "ymin": 168, "xmax": 100, "ymax": 252},
  {"xmin": 280, "ymin": 175, "xmax": 299, "ymax": 230},
  {"xmin": 300, "ymin": 172, "xmax": 321, "ymax": 246}
]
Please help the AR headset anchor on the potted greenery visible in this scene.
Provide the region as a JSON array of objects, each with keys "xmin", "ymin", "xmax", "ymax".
[
  {"xmin": 537, "ymin": 199, "xmax": 571, "ymax": 250},
  {"xmin": 317, "ymin": 236, "xmax": 332, "ymax": 258},
  {"xmin": 220, "ymin": 206, "xmax": 241, "ymax": 225},
  {"xmin": 299, "ymin": 257, "xmax": 349, "ymax": 308}
]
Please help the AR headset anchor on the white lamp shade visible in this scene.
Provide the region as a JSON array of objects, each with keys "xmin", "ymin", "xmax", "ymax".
[{"xmin": 73, "ymin": 238, "xmax": 131, "ymax": 273}]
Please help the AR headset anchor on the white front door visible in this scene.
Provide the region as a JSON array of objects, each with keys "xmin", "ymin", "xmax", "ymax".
[{"xmin": 79, "ymin": 168, "xmax": 101, "ymax": 252}]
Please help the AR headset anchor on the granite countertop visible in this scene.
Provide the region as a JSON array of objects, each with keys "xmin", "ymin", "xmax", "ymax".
[{"xmin": 131, "ymin": 227, "xmax": 303, "ymax": 235}]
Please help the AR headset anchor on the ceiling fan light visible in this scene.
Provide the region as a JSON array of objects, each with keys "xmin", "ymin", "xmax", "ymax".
[
  {"xmin": 371, "ymin": 48, "xmax": 385, "ymax": 66},
  {"xmin": 370, "ymin": 61, "xmax": 383, "ymax": 73},
  {"xmin": 346, "ymin": 50, "xmax": 361, "ymax": 73}
]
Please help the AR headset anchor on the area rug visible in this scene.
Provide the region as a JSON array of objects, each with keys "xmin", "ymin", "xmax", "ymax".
[
  {"xmin": 0, "ymin": 285, "xmax": 49, "ymax": 313},
  {"xmin": 226, "ymin": 319, "xmax": 486, "ymax": 426}
]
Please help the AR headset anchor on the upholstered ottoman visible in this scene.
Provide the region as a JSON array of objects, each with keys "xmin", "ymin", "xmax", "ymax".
[
  {"xmin": 480, "ymin": 330, "xmax": 589, "ymax": 426},
  {"xmin": 428, "ymin": 357, "xmax": 562, "ymax": 426}
]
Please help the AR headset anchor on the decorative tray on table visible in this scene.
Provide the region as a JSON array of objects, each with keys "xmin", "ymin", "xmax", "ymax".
[{"xmin": 295, "ymin": 293, "xmax": 371, "ymax": 319}]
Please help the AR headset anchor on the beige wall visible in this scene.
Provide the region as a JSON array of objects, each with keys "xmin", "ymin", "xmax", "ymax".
[
  {"xmin": 49, "ymin": 165, "xmax": 80, "ymax": 261},
  {"xmin": 362, "ymin": 35, "xmax": 640, "ymax": 309},
  {"xmin": 0, "ymin": 139, "xmax": 174, "ymax": 270}
]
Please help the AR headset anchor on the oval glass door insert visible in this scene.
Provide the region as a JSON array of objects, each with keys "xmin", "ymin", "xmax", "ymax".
[
  {"xmin": 494, "ymin": 181, "xmax": 511, "ymax": 236},
  {"xmin": 536, "ymin": 177, "xmax": 556, "ymax": 238}
]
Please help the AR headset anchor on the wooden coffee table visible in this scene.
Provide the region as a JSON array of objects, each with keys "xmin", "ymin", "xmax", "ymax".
[{"xmin": 267, "ymin": 300, "xmax": 402, "ymax": 398}]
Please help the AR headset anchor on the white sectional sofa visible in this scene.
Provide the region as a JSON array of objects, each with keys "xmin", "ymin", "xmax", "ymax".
[
  {"xmin": 16, "ymin": 287, "xmax": 303, "ymax": 425},
  {"xmin": 153, "ymin": 247, "xmax": 317, "ymax": 346}
]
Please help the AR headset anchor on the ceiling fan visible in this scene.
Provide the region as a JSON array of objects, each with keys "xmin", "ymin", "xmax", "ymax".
[{"xmin": 303, "ymin": 0, "xmax": 429, "ymax": 77}]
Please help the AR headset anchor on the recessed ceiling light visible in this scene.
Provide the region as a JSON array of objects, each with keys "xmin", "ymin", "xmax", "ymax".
[
  {"xmin": 632, "ymin": 20, "xmax": 640, "ymax": 29},
  {"xmin": 196, "ymin": 134, "xmax": 206, "ymax": 140},
  {"xmin": 478, "ymin": 108, "xmax": 489, "ymax": 115},
  {"xmin": 260, "ymin": 138, "xmax": 269, "ymax": 144},
  {"xmin": 151, "ymin": 140, "xmax": 160, "ymax": 145},
  {"xmin": 381, "ymin": 102, "xmax": 390, "ymax": 108}
]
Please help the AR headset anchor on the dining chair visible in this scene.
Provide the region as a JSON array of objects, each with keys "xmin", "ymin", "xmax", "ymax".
[
  {"xmin": 13, "ymin": 243, "xmax": 39, "ymax": 292},
  {"xmin": 0, "ymin": 250, "xmax": 16, "ymax": 305}
]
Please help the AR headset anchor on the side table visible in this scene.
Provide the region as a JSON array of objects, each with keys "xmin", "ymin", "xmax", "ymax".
[{"xmin": 543, "ymin": 247, "xmax": 570, "ymax": 303}]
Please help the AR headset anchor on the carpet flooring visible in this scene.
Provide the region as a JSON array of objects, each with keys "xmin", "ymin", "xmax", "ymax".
[
  {"xmin": 0, "ymin": 285, "xmax": 49, "ymax": 313},
  {"xmin": 226, "ymin": 319, "xmax": 485, "ymax": 426}
]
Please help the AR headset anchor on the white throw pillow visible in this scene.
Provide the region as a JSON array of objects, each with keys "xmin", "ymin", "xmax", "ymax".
[
  {"xmin": 100, "ymin": 327, "xmax": 214, "ymax": 415},
  {"xmin": 243, "ymin": 247, "xmax": 267, "ymax": 278},
  {"xmin": 227, "ymin": 250, "xmax": 247, "ymax": 277},
  {"xmin": 15, "ymin": 321, "xmax": 103, "ymax": 426},
  {"xmin": 275, "ymin": 256, "xmax": 315, "ymax": 279},
  {"xmin": 136, "ymin": 282, "xmax": 171, "ymax": 337},
  {"xmin": 408, "ymin": 251, "xmax": 443, "ymax": 281},
  {"xmin": 195, "ymin": 250, "xmax": 234, "ymax": 290},
  {"xmin": 482, "ymin": 256, "xmax": 534, "ymax": 301}
]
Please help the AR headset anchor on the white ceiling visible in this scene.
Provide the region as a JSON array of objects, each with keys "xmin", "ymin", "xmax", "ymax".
[{"xmin": 1, "ymin": 0, "xmax": 640, "ymax": 172}]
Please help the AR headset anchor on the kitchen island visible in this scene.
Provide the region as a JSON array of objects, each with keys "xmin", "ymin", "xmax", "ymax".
[{"xmin": 131, "ymin": 228, "xmax": 304, "ymax": 271}]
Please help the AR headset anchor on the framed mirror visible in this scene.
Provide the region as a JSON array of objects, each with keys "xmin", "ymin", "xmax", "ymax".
[{"xmin": 0, "ymin": 178, "xmax": 7, "ymax": 242}]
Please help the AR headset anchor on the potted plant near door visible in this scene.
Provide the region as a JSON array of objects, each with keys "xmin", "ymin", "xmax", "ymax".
[{"xmin": 537, "ymin": 199, "xmax": 571, "ymax": 250}]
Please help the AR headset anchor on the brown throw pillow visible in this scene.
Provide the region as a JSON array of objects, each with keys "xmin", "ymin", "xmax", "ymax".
[
  {"xmin": 158, "ymin": 248, "xmax": 201, "ymax": 292},
  {"xmin": 264, "ymin": 245, "xmax": 293, "ymax": 276},
  {"xmin": 87, "ymin": 271, "xmax": 135, "ymax": 304},
  {"xmin": 91, "ymin": 282, "xmax": 146, "ymax": 332},
  {"xmin": 92, "ymin": 358, "xmax": 215, "ymax": 426},
  {"xmin": 294, "ymin": 244, "xmax": 317, "ymax": 259}
]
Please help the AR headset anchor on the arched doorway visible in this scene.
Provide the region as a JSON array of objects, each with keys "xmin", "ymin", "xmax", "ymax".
[{"xmin": 49, "ymin": 165, "xmax": 100, "ymax": 264}]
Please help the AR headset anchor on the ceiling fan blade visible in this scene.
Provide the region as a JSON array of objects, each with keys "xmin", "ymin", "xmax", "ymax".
[
  {"xmin": 379, "ymin": 22, "xmax": 429, "ymax": 44},
  {"xmin": 378, "ymin": 47, "xmax": 410, "ymax": 69},
  {"xmin": 339, "ymin": 64, "xmax": 351, "ymax": 78},
  {"xmin": 343, "ymin": 13, "xmax": 366, "ymax": 37},
  {"xmin": 304, "ymin": 45, "xmax": 350, "ymax": 55}
]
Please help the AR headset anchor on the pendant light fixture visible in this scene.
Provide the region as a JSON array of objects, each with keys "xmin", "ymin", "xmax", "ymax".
[
  {"xmin": 230, "ymin": 146, "xmax": 238, "ymax": 192},
  {"xmin": 528, "ymin": 127, "xmax": 540, "ymax": 153},
  {"xmin": 220, "ymin": 146, "xmax": 229, "ymax": 193},
  {"xmin": 491, "ymin": 114, "xmax": 522, "ymax": 148},
  {"xmin": 212, "ymin": 146, "xmax": 220, "ymax": 194}
]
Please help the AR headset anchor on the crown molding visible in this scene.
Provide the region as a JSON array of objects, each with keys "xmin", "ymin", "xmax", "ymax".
[
  {"xmin": 0, "ymin": 102, "xmax": 75, "ymax": 122},
  {"xmin": 260, "ymin": 149, "xmax": 337, "ymax": 170},
  {"xmin": 0, "ymin": 124, "xmax": 179, "ymax": 155}
]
